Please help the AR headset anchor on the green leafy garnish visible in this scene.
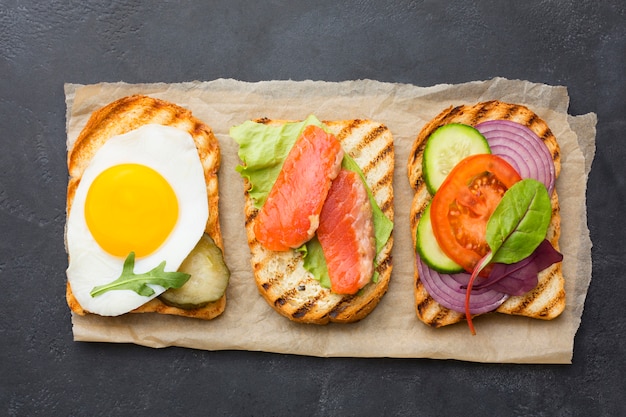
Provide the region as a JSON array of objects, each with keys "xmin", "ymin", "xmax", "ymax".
[
  {"xmin": 230, "ymin": 114, "xmax": 325, "ymax": 208},
  {"xmin": 485, "ymin": 178, "xmax": 552, "ymax": 265},
  {"xmin": 465, "ymin": 179, "xmax": 552, "ymax": 334},
  {"xmin": 90, "ymin": 252, "xmax": 191, "ymax": 298},
  {"xmin": 298, "ymin": 237, "xmax": 331, "ymax": 288}
]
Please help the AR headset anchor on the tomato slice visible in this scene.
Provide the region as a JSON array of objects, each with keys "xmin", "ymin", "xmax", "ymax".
[{"xmin": 430, "ymin": 154, "xmax": 522, "ymax": 273}]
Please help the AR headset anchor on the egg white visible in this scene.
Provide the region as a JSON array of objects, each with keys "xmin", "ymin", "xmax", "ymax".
[{"xmin": 66, "ymin": 124, "xmax": 209, "ymax": 316}]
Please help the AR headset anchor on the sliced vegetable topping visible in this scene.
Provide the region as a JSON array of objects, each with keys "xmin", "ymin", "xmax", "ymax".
[
  {"xmin": 476, "ymin": 120, "xmax": 556, "ymax": 195},
  {"xmin": 417, "ymin": 257, "xmax": 509, "ymax": 315},
  {"xmin": 430, "ymin": 153, "xmax": 522, "ymax": 273},
  {"xmin": 416, "ymin": 117, "xmax": 562, "ymax": 334},
  {"xmin": 416, "ymin": 202, "xmax": 464, "ymax": 274},
  {"xmin": 422, "ymin": 123, "xmax": 491, "ymax": 194},
  {"xmin": 159, "ymin": 234, "xmax": 230, "ymax": 309}
]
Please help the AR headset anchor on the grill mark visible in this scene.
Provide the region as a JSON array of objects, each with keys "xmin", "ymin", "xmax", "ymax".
[
  {"xmin": 360, "ymin": 140, "xmax": 393, "ymax": 176},
  {"xmin": 539, "ymin": 128, "xmax": 555, "ymax": 145},
  {"xmin": 415, "ymin": 279, "xmax": 460, "ymax": 327},
  {"xmin": 98, "ymin": 97, "xmax": 135, "ymax": 127},
  {"xmin": 369, "ymin": 170, "xmax": 393, "ymax": 195},
  {"xmin": 328, "ymin": 294, "xmax": 356, "ymax": 318},
  {"xmin": 191, "ymin": 119, "xmax": 210, "ymax": 137},
  {"xmin": 273, "ymin": 287, "xmax": 297, "ymax": 307},
  {"xmin": 292, "ymin": 295, "xmax": 320, "ymax": 319},
  {"xmin": 538, "ymin": 287, "xmax": 565, "ymax": 318},
  {"xmin": 342, "ymin": 294, "xmax": 379, "ymax": 321},
  {"xmin": 471, "ymin": 101, "xmax": 491, "ymax": 124},
  {"xmin": 447, "ymin": 105, "xmax": 464, "ymax": 119},
  {"xmin": 285, "ymin": 255, "xmax": 300, "ymax": 274},
  {"xmin": 375, "ymin": 253, "xmax": 392, "ymax": 274},
  {"xmin": 258, "ymin": 265, "xmax": 281, "ymax": 288},
  {"xmin": 410, "ymin": 209, "xmax": 421, "ymax": 232},
  {"xmin": 430, "ymin": 309, "xmax": 454, "ymax": 328},
  {"xmin": 333, "ymin": 119, "xmax": 363, "ymax": 141},
  {"xmin": 354, "ymin": 125, "xmax": 387, "ymax": 152},
  {"xmin": 244, "ymin": 208, "xmax": 258, "ymax": 227},
  {"xmin": 507, "ymin": 267, "xmax": 555, "ymax": 314},
  {"xmin": 416, "ymin": 295, "xmax": 442, "ymax": 327},
  {"xmin": 408, "ymin": 138, "xmax": 426, "ymax": 168},
  {"xmin": 379, "ymin": 198, "xmax": 393, "ymax": 216}
]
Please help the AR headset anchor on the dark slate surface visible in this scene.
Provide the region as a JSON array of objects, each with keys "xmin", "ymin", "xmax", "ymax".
[{"xmin": 1, "ymin": 1, "xmax": 624, "ymax": 416}]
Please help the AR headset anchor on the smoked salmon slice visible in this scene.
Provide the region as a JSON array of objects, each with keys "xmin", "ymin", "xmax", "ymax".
[
  {"xmin": 254, "ymin": 124, "xmax": 344, "ymax": 251},
  {"xmin": 317, "ymin": 169, "xmax": 376, "ymax": 295}
]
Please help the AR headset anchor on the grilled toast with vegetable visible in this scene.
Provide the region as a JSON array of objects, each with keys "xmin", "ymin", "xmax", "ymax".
[
  {"xmin": 407, "ymin": 101, "xmax": 564, "ymax": 333},
  {"xmin": 231, "ymin": 115, "xmax": 394, "ymax": 324},
  {"xmin": 65, "ymin": 95, "xmax": 229, "ymax": 320}
]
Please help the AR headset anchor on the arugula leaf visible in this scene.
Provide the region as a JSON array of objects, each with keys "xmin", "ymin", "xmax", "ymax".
[{"xmin": 90, "ymin": 252, "xmax": 191, "ymax": 298}]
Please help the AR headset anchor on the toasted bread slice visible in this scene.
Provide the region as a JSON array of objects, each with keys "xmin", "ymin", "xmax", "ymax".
[
  {"xmin": 66, "ymin": 94, "xmax": 225, "ymax": 320},
  {"xmin": 407, "ymin": 101, "xmax": 565, "ymax": 327},
  {"xmin": 242, "ymin": 119, "xmax": 394, "ymax": 324}
]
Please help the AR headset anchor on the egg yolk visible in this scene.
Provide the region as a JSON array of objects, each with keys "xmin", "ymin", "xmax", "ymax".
[{"xmin": 84, "ymin": 163, "xmax": 179, "ymax": 258}]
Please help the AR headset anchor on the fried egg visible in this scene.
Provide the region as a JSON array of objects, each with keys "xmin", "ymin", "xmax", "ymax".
[{"xmin": 66, "ymin": 124, "xmax": 208, "ymax": 316}]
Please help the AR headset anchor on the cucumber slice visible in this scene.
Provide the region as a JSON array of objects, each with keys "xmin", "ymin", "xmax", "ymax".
[
  {"xmin": 416, "ymin": 202, "xmax": 464, "ymax": 274},
  {"xmin": 159, "ymin": 234, "xmax": 230, "ymax": 309},
  {"xmin": 422, "ymin": 123, "xmax": 490, "ymax": 194}
]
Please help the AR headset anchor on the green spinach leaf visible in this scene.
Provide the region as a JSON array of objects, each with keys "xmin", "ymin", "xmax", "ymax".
[{"xmin": 486, "ymin": 178, "xmax": 552, "ymax": 265}]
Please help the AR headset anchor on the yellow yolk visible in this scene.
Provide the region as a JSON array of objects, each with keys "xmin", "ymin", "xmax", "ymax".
[{"xmin": 84, "ymin": 163, "xmax": 179, "ymax": 258}]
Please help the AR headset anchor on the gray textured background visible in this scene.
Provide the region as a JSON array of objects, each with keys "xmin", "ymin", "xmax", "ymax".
[{"xmin": 1, "ymin": 1, "xmax": 624, "ymax": 416}]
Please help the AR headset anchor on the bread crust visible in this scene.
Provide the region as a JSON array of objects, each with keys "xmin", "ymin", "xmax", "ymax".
[
  {"xmin": 242, "ymin": 119, "xmax": 394, "ymax": 324},
  {"xmin": 407, "ymin": 101, "xmax": 565, "ymax": 327},
  {"xmin": 66, "ymin": 95, "xmax": 225, "ymax": 320}
]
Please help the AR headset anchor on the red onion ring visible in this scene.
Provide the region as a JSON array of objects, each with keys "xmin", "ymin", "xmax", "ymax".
[
  {"xmin": 475, "ymin": 120, "xmax": 556, "ymax": 195},
  {"xmin": 417, "ymin": 257, "xmax": 509, "ymax": 315}
]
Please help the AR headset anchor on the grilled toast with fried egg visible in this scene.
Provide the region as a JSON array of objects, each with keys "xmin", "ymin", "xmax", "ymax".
[{"xmin": 66, "ymin": 94, "xmax": 226, "ymax": 320}]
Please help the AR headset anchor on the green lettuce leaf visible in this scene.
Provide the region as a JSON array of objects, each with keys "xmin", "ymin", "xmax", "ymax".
[
  {"xmin": 230, "ymin": 114, "xmax": 325, "ymax": 208},
  {"xmin": 230, "ymin": 115, "xmax": 393, "ymax": 288},
  {"xmin": 298, "ymin": 238, "xmax": 331, "ymax": 288}
]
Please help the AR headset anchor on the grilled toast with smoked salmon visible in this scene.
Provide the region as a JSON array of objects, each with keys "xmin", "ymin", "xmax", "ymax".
[
  {"xmin": 66, "ymin": 94, "xmax": 227, "ymax": 320},
  {"xmin": 407, "ymin": 100, "xmax": 565, "ymax": 328},
  {"xmin": 238, "ymin": 118, "xmax": 394, "ymax": 324}
]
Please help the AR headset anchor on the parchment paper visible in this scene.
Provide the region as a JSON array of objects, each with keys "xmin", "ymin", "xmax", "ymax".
[{"xmin": 64, "ymin": 78, "xmax": 596, "ymax": 363}]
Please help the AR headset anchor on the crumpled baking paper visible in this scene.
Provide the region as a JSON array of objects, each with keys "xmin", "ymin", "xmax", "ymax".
[{"xmin": 64, "ymin": 77, "xmax": 596, "ymax": 363}]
